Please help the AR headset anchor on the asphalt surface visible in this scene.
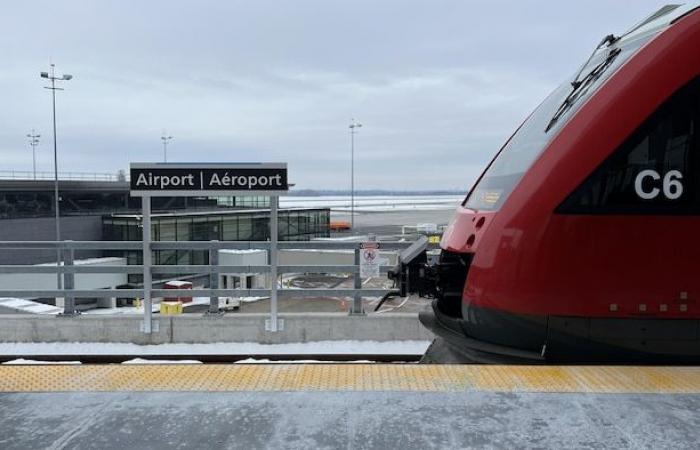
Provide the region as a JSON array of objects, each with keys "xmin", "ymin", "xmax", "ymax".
[
  {"xmin": 332, "ymin": 208, "xmax": 455, "ymax": 236},
  {"xmin": 212, "ymin": 208, "xmax": 453, "ymax": 315},
  {"xmin": 2, "ymin": 391, "xmax": 698, "ymax": 449}
]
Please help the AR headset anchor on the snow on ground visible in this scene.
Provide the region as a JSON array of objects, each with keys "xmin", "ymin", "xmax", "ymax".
[
  {"xmin": 0, "ymin": 340, "xmax": 431, "ymax": 356},
  {"xmin": 2, "ymin": 359, "xmax": 81, "ymax": 365},
  {"xmin": 280, "ymin": 195, "xmax": 462, "ymax": 211},
  {"xmin": 83, "ymin": 296, "xmax": 217, "ymax": 315},
  {"xmin": 121, "ymin": 358, "xmax": 202, "ymax": 364},
  {"xmin": 82, "ymin": 305, "xmax": 157, "ymax": 315},
  {"xmin": 0, "ymin": 298, "xmax": 63, "ymax": 315}
]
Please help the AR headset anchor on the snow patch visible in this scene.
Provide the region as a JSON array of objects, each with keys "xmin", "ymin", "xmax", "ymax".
[
  {"xmin": 2, "ymin": 359, "xmax": 81, "ymax": 365},
  {"xmin": 121, "ymin": 358, "xmax": 202, "ymax": 365}
]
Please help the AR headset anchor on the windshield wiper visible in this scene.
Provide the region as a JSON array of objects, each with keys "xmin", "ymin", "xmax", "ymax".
[
  {"xmin": 571, "ymin": 34, "xmax": 619, "ymax": 90},
  {"xmin": 545, "ymin": 34, "xmax": 620, "ymax": 132}
]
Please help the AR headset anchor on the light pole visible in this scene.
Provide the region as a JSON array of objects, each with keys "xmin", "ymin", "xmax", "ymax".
[
  {"xmin": 161, "ymin": 134, "xmax": 173, "ymax": 162},
  {"xmin": 26, "ymin": 130, "xmax": 40, "ymax": 180},
  {"xmin": 349, "ymin": 119, "xmax": 362, "ymax": 229},
  {"xmin": 41, "ymin": 64, "xmax": 73, "ymax": 290}
]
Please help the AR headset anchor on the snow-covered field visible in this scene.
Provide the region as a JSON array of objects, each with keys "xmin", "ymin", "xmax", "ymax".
[{"xmin": 280, "ymin": 195, "xmax": 462, "ymax": 212}]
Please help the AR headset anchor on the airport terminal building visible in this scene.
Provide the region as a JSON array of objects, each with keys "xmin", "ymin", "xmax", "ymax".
[{"xmin": 0, "ymin": 177, "xmax": 330, "ymax": 265}]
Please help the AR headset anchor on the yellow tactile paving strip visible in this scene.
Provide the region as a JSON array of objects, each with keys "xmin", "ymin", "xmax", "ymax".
[{"xmin": 1, "ymin": 365, "xmax": 700, "ymax": 393}]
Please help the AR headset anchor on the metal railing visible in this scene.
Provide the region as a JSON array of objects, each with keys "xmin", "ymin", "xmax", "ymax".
[
  {"xmin": 0, "ymin": 239, "xmax": 417, "ymax": 332},
  {"xmin": 0, "ymin": 170, "xmax": 126, "ymax": 182}
]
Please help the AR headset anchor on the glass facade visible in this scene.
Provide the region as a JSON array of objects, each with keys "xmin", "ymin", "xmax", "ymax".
[
  {"xmin": 0, "ymin": 191, "xmax": 129, "ymax": 219},
  {"xmin": 0, "ymin": 181, "xmax": 274, "ymax": 219},
  {"xmin": 103, "ymin": 208, "xmax": 331, "ymax": 268},
  {"xmin": 215, "ymin": 196, "xmax": 270, "ymax": 208}
]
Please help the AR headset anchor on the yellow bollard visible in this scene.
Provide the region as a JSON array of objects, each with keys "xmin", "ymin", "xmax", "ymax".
[{"xmin": 160, "ymin": 301, "xmax": 183, "ymax": 315}]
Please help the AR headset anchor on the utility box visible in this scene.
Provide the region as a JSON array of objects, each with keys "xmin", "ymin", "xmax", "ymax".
[{"xmin": 163, "ymin": 280, "xmax": 193, "ymax": 303}]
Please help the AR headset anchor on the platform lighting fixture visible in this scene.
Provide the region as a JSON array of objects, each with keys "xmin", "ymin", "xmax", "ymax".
[
  {"xmin": 41, "ymin": 63, "xmax": 73, "ymax": 290},
  {"xmin": 26, "ymin": 130, "xmax": 40, "ymax": 180},
  {"xmin": 161, "ymin": 133, "xmax": 173, "ymax": 162},
  {"xmin": 349, "ymin": 119, "xmax": 362, "ymax": 229}
]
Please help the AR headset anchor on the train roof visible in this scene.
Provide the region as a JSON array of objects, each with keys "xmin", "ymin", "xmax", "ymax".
[
  {"xmin": 543, "ymin": 2, "xmax": 700, "ymax": 134},
  {"xmin": 616, "ymin": 2, "xmax": 700, "ymax": 45}
]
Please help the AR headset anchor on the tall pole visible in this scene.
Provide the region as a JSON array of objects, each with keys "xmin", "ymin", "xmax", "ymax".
[
  {"xmin": 161, "ymin": 134, "xmax": 173, "ymax": 162},
  {"xmin": 51, "ymin": 75, "xmax": 61, "ymax": 289},
  {"xmin": 27, "ymin": 130, "xmax": 40, "ymax": 180},
  {"xmin": 50, "ymin": 67, "xmax": 62, "ymax": 290},
  {"xmin": 41, "ymin": 63, "xmax": 72, "ymax": 290},
  {"xmin": 349, "ymin": 119, "xmax": 362, "ymax": 230}
]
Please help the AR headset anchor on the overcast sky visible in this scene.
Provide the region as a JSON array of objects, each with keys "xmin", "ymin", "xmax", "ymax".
[{"xmin": 0, "ymin": 0, "xmax": 670, "ymax": 190}]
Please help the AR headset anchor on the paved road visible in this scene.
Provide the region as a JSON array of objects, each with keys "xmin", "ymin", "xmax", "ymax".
[{"xmin": 1, "ymin": 391, "xmax": 698, "ymax": 449}]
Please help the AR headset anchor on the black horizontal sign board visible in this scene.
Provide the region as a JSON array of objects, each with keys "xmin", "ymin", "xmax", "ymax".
[{"xmin": 129, "ymin": 163, "xmax": 288, "ymax": 197}]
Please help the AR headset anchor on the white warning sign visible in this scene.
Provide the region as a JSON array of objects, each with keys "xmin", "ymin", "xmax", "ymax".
[{"xmin": 360, "ymin": 242, "xmax": 380, "ymax": 278}]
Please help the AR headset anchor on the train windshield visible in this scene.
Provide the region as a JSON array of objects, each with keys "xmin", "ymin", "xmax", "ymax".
[{"xmin": 465, "ymin": 35, "xmax": 649, "ymax": 211}]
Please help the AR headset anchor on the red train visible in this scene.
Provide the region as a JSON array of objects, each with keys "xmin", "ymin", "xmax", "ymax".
[{"xmin": 413, "ymin": 3, "xmax": 700, "ymax": 363}]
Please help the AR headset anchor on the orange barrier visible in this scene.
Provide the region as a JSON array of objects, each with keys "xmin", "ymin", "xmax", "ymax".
[{"xmin": 330, "ymin": 221, "xmax": 351, "ymax": 231}]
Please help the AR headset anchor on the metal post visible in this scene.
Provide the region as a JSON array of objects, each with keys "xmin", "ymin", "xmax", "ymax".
[
  {"xmin": 27, "ymin": 130, "xmax": 39, "ymax": 180},
  {"xmin": 349, "ymin": 119, "xmax": 362, "ymax": 230},
  {"xmin": 351, "ymin": 127, "xmax": 354, "ymax": 229},
  {"xmin": 267, "ymin": 195, "xmax": 280, "ymax": 332},
  {"xmin": 62, "ymin": 242, "xmax": 75, "ymax": 315},
  {"xmin": 142, "ymin": 196, "xmax": 152, "ymax": 333},
  {"xmin": 161, "ymin": 134, "xmax": 173, "ymax": 162},
  {"xmin": 32, "ymin": 145, "xmax": 37, "ymax": 180},
  {"xmin": 51, "ymin": 74, "xmax": 63, "ymax": 290},
  {"xmin": 208, "ymin": 241, "xmax": 220, "ymax": 315},
  {"xmin": 351, "ymin": 247, "xmax": 364, "ymax": 315}
]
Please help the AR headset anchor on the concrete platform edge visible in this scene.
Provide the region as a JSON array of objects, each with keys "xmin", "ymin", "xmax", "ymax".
[{"xmin": 0, "ymin": 313, "xmax": 433, "ymax": 344}]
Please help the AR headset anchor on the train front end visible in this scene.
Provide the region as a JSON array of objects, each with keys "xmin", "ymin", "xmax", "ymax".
[{"xmin": 412, "ymin": 3, "xmax": 700, "ymax": 363}]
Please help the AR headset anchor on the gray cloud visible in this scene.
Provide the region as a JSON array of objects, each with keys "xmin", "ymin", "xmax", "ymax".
[{"xmin": 0, "ymin": 0, "xmax": 668, "ymax": 189}]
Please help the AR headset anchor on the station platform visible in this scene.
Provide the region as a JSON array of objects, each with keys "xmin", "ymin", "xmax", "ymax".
[{"xmin": 2, "ymin": 364, "xmax": 700, "ymax": 449}]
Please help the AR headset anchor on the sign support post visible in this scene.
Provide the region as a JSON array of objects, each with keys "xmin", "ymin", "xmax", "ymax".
[
  {"xmin": 267, "ymin": 195, "xmax": 281, "ymax": 332},
  {"xmin": 142, "ymin": 195, "xmax": 153, "ymax": 334},
  {"xmin": 129, "ymin": 162, "xmax": 289, "ymax": 334}
]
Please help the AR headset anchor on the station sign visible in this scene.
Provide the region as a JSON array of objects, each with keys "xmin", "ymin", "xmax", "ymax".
[{"xmin": 130, "ymin": 163, "xmax": 288, "ymax": 197}]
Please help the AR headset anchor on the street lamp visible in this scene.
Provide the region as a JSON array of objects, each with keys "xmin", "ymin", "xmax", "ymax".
[
  {"xmin": 41, "ymin": 64, "xmax": 73, "ymax": 290},
  {"xmin": 26, "ymin": 130, "xmax": 40, "ymax": 180},
  {"xmin": 349, "ymin": 119, "xmax": 362, "ymax": 229},
  {"xmin": 161, "ymin": 133, "xmax": 173, "ymax": 162}
]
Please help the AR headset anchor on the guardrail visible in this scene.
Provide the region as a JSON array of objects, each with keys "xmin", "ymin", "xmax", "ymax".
[
  {"xmin": 0, "ymin": 170, "xmax": 125, "ymax": 181},
  {"xmin": 0, "ymin": 239, "xmax": 420, "ymax": 333}
]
